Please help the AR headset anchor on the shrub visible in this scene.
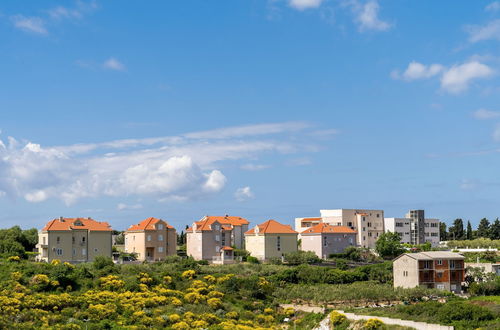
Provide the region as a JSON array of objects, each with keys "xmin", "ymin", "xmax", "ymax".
[
  {"xmin": 207, "ymin": 298, "xmax": 223, "ymax": 309},
  {"xmin": 330, "ymin": 311, "xmax": 347, "ymax": 326},
  {"xmin": 171, "ymin": 321, "xmax": 190, "ymax": 329},
  {"xmin": 7, "ymin": 256, "xmax": 21, "ymax": 262},
  {"xmin": 181, "ymin": 270, "xmax": 196, "ymax": 280},
  {"xmin": 363, "ymin": 318, "xmax": 383, "ymax": 329},
  {"xmin": 247, "ymin": 256, "xmax": 259, "ymax": 264},
  {"xmin": 284, "ymin": 251, "xmax": 321, "ymax": 265}
]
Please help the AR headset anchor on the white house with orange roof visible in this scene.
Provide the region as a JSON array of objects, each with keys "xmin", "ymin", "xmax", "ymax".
[
  {"xmin": 186, "ymin": 215, "xmax": 249, "ymax": 261},
  {"xmin": 124, "ymin": 217, "xmax": 177, "ymax": 261},
  {"xmin": 299, "ymin": 223, "xmax": 357, "ymax": 259},
  {"xmin": 36, "ymin": 217, "xmax": 113, "ymax": 263},
  {"xmin": 244, "ymin": 219, "xmax": 298, "ymax": 261}
]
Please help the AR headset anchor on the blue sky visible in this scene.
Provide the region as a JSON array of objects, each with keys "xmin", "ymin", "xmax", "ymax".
[{"xmin": 2, "ymin": 0, "xmax": 500, "ymax": 231}]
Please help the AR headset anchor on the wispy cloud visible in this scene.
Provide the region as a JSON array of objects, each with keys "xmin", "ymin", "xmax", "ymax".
[
  {"xmin": 466, "ymin": 19, "xmax": 500, "ymax": 43},
  {"xmin": 0, "ymin": 122, "xmax": 330, "ymax": 204},
  {"xmin": 472, "ymin": 108, "xmax": 500, "ymax": 120},
  {"xmin": 11, "ymin": 16, "xmax": 48, "ymax": 35},
  {"xmin": 347, "ymin": 0, "xmax": 391, "ymax": 32},
  {"xmin": 241, "ymin": 164, "xmax": 270, "ymax": 171},
  {"xmin": 117, "ymin": 203, "xmax": 143, "ymax": 211},
  {"xmin": 288, "ymin": 0, "xmax": 325, "ymax": 11},
  {"xmin": 393, "ymin": 60, "xmax": 494, "ymax": 94},
  {"xmin": 486, "ymin": 1, "xmax": 500, "ymax": 12},
  {"xmin": 235, "ymin": 186, "xmax": 254, "ymax": 202},
  {"xmin": 103, "ymin": 58, "xmax": 126, "ymax": 71}
]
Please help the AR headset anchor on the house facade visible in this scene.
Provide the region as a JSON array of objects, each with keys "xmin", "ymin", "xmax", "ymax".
[
  {"xmin": 299, "ymin": 223, "xmax": 357, "ymax": 259},
  {"xmin": 245, "ymin": 219, "xmax": 298, "ymax": 261},
  {"xmin": 295, "ymin": 209, "xmax": 384, "ymax": 248},
  {"xmin": 186, "ymin": 215, "xmax": 249, "ymax": 261},
  {"xmin": 124, "ymin": 217, "xmax": 177, "ymax": 261},
  {"xmin": 36, "ymin": 217, "xmax": 113, "ymax": 263},
  {"xmin": 384, "ymin": 210, "xmax": 440, "ymax": 246},
  {"xmin": 393, "ymin": 251, "xmax": 465, "ymax": 293}
]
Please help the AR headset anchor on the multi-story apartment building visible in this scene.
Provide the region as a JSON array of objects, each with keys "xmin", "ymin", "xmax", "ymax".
[
  {"xmin": 295, "ymin": 209, "xmax": 384, "ymax": 248},
  {"xmin": 384, "ymin": 210, "xmax": 440, "ymax": 246},
  {"xmin": 393, "ymin": 251, "xmax": 465, "ymax": 293},
  {"xmin": 186, "ymin": 215, "xmax": 249, "ymax": 261},
  {"xmin": 300, "ymin": 223, "xmax": 357, "ymax": 259},
  {"xmin": 124, "ymin": 217, "xmax": 177, "ymax": 261},
  {"xmin": 36, "ymin": 217, "xmax": 113, "ymax": 263},
  {"xmin": 245, "ymin": 219, "xmax": 298, "ymax": 261}
]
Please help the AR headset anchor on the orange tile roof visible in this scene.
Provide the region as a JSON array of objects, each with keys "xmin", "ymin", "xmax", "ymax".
[
  {"xmin": 245, "ymin": 219, "xmax": 297, "ymax": 235},
  {"xmin": 300, "ymin": 223, "xmax": 356, "ymax": 235},
  {"xmin": 187, "ymin": 215, "xmax": 249, "ymax": 232},
  {"xmin": 221, "ymin": 246, "xmax": 233, "ymax": 251},
  {"xmin": 127, "ymin": 217, "xmax": 174, "ymax": 231},
  {"xmin": 301, "ymin": 217, "xmax": 322, "ymax": 222},
  {"xmin": 42, "ymin": 217, "xmax": 112, "ymax": 232}
]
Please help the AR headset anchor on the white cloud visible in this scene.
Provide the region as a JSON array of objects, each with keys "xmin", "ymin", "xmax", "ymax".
[
  {"xmin": 349, "ymin": 0, "xmax": 391, "ymax": 32},
  {"xmin": 184, "ymin": 122, "xmax": 310, "ymax": 139},
  {"xmin": 235, "ymin": 186, "xmax": 254, "ymax": 202},
  {"xmin": 117, "ymin": 203, "xmax": 143, "ymax": 211},
  {"xmin": 103, "ymin": 58, "xmax": 126, "ymax": 71},
  {"xmin": 494, "ymin": 124, "xmax": 500, "ymax": 141},
  {"xmin": 460, "ymin": 179, "xmax": 478, "ymax": 190},
  {"xmin": 11, "ymin": 15, "xmax": 48, "ymax": 35},
  {"xmin": 241, "ymin": 164, "xmax": 270, "ymax": 171},
  {"xmin": 472, "ymin": 108, "xmax": 500, "ymax": 120},
  {"xmin": 394, "ymin": 61, "xmax": 444, "ymax": 81},
  {"xmin": 288, "ymin": 0, "xmax": 324, "ymax": 10},
  {"xmin": 0, "ymin": 122, "xmax": 322, "ymax": 204},
  {"xmin": 466, "ymin": 19, "xmax": 500, "ymax": 43},
  {"xmin": 486, "ymin": 1, "xmax": 500, "ymax": 12},
  {"xmin": 48, "ymin": 6, "xmax": 82, "ymax": 20},
  {"xmin": 440, "ymin": 61, "xmax": 494, "ymax": 93}
]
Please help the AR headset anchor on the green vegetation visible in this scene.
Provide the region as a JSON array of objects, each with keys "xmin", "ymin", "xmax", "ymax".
[
  {"xmin": 283, "ymin": 250, "xmax": 322, "ymax": 265},
  {"xmin": 375, "ymin": 232, "xmax": 406, "ymax": 259},
  {"xmin": 0, "ymin": 226, "xmax": 38, "ymax": 258},
  {"xmin": 345, "ymin": 299, "xmax": 500, "ymax": 330},
  {"xmin": 447, "ymin": 238, "xmax": 500, "ymax": 249}
]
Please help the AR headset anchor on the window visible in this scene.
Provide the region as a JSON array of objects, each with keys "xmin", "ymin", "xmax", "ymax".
[
  {"xmin": 73, "ymin": 248, "xmax": 76, "ymax": 256},
  {"xmin": 367, "ymin": 222, "xmax": 372, "ymax": 227},
  {"xmin": 368, "ymin": 232, "xmax": 372, "ymax": 237},
  {"xmin": 362, "ymin": 227, "xmax": 366, "ymax": 231},
  {"xmin": 437, "ymin": 271, "xmax": 443, "ymax": 279},
  {"xmin": 147, "ymin": 235, "xmax": 152, "ymax": 242},
  {"xmin": 133, "ymin": 236, "xmax": 135, "ymax": 241},
  {"xmin": 43, "ymin": 237, "xmax": 46, "ymax": 245},
  {"xmin": 431, "ymin": 233, "xmax": 438, "ymax": 237},
  {"xmin": 437, "ymin": 259, "xmax": 443, "ymax": 265},
  {"xmin": 158, "ymin": 247, "xmax": 164, "ymax": 253},
  {"xmin": 94, "ymin": 248, "xmax": 98, "ymax": 252},
  {"xmin": 82, "ymin": 237, "xmax": 86, "ymax": 242},
  {"xmin": 56, "ymin": 236, "xmax": 61, "ymax": 244},
  {"xmin": 403, "ymin": 271, "xmax": 408, "ymax": 276},
  {"xmin": 348, "ymin": 222, "xmax": 353, "ymax": 227},
  {"xmin": 396, "ymin": 222, "xmax": 404, "ymax": 227},
  {"xmin": 158, "ymin": 224, "xmax": 164, "ymax": 230},
  {"xmin": 82, "ymin": 248, "xmax": 86, "ymax": 256},
  {"xmin": 214, "ymin": 224, "xmax": 220, "ymax": 230},
  {"xmin": 158, "ymin": 234, "xmax": 164, "ymax": 241},
  {"xmin": 349, "ymin": 238, "xmax": 353, "ymax": 244},
  {"xmin": 424, "ymin": 223, "xmax": 429, "ymax": 227},
  {"xmin": 215, "ymin": 246, "xmax": 220, "ymax": 253},
  {"xmin": 323, "ymin": 236, "xmax": 327, "ymax": 247},
  {"xmin": 450, "ymin": 260, "xmax": 456, "ymax": 269},
  {"xmin": 423, "ymin": 260, "xmax": 433, "ymax": 269},
  {"xmin": 377, "ymin": 214, "xmax": 380, "ymax": 218},
  {"xmin": 56, "ymin": 248, "xmax": 63, "ymax": 256},
  {"xmin": 362, "ymin": 217, "xmax": 366, "ymax": 221},
  {"xmin": 277, "ymin": 236, "xmax": 281, "ymax": 251},
  {"xmin": 72, "ymin": 237, "xmax": 75, "ymax": 243},
  {"xmin": 363, "ymin": 236, "xmax": 366, "ymax": 241},
  {"xmin": 215, "ymin": 235, "xmax": 220, "ymax": 242},
  {"xmin": 436, "ymin": 284, "xmax": 445, "ymax": 290}
]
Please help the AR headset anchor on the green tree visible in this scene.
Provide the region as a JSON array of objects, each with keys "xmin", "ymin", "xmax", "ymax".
[
  {"xmin": 449, "ymin": 219, "xmax": 465, "ymax": 240},
  {"xmin": 375, "ymin": 232, "xmax": 405, "ymax": 259},
  {"xmin": 466, "ymin": 221, "xmax": 473, "ymax": 240},
  {"xmin": 439, "ymin": 222, "xmax": 448, "ymax": 241},
  {"xmin": 490, "ymin": 218, "xmax": 500, "ymax": 240},
  {"xmin": 476, "ymin": 218, "xmax": 491, "ymax": 238},
  {"xmin": 114, "ymin": 232, "xmax": 124, "ymax": 245}
]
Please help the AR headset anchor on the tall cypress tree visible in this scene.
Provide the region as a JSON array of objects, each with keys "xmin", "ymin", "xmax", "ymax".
[
  {"xmin": 466, "ymin": 221, "xmax": 473, "ymax": 240},
  {"xmin": 490, "ymin": 218, "xmax": 500, "ymax": 240},
  {"xmin": 439, "ymin": 222, "xmax": 448, "ymax": 241},
  {"xmin": 477, "ymin": 218, "xmax": 490, "ymax": 238},
  {"xmin": 449, "ymin": 219, "xmax": 465, "ymax": 240}
]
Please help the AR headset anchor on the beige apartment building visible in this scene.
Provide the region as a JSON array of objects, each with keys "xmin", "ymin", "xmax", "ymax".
[
  {"xmin": 300, "ymin": 223, "xmax": 357, "ymax": 259},
  {"xmin": 245, "ymin": 219, "xmax": 298, "ymax": 261},
  {"xmin": 393, "ymin": 251, "xmax": 465, "ymax": 293},
  {"xmin": 124, "ymin": 217, "xmax": 177, "ymax": 261},
  {"xmin": 186, "ymin": 215, "xmax": 249, "ymax": 261},
  {"xmin": 36, "ymin": 217, "xmax": 113, "ymax": 263},
  {"xmin": 296, "ymin": 209, "xmax": 384, "ymax": 248}
]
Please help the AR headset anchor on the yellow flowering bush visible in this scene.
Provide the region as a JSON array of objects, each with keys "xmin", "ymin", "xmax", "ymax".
[
  {"xmin": 99, "ymin": 275, "xmax": 124, "ymax": 291},
  {"xmin": 364, "ymin": 318, "xmax": 384, "ymax": 329},
  {"xmin": 168, "ymin": 313, "xmax": 181, "ymax": 323},
  {"xmin": 50, "ymin": 259, "xmax": 61, "ymax": 266},
  {"xmin": 284, "ymin": 307, "xmax": 295, "ymax": 317},
  {"xmin": 181, "ymin": 270, "xmax": 196, "ymax": 280},
  {"xmin": 191, "ymin": 320, "xmax": 209, "ymax": 328},
  {"xmin": 264, "ymin": 307, "xmax": 274, "ymax": 314},
  {"xmin": 11, "ymin": 271, "xmax": 22, "ymax": 281},
  {"xmin": 330, "ymin": 311, "xmax": 347, "ymax": 326},
  {"xmin": 207, "ymin": 297, "xmax": 223, "ymax": 309},
  {"xmin": 7, "ymin": 256, "xmax": 21, "ymax": 262},
  {"xmin": 87, "ymin": 303, "xmax": 117, "ymax": 321},
  {"xmin": 172, "ymin": 321, "xmax": 190, "ymax": 330},
  {"xmin": 163, "ymin": 275, "xmax": 172, "ymax": 284},
  {"xmin": 204, "ymin": 275, "xmax": 216, "ymax": 283},
  {"xmin": 226, "ymin": 311, "xmax": 239, "ymax": 319},
  {"xmin": 184, "ymin": 292, "xmax": 204, "ymax": 304},
  {"xmin": 208, "ymin": 290, "xmax": 224, "ymax": 298},
  {"xmin": 216, "ymin": 274, "xmax": 235, "ymax": 283}
]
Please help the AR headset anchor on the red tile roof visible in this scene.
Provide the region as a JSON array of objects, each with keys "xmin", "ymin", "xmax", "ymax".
[
  {"xmin": 245, "ymin": 219, "xmax": 297, "ymax": 235},
  {"xmin": 127, "ymin": 217, "xmax": 174, "ymax": 231},
  {"xmin": 301, "ymin": 217, "xmax": 322, "ymax": 222},
  {"xmin": 42, "ymin": 217, "xmax": 112, "ymax": 232},
  {"xmin": 187, "ymin": 215, "xmax": 249, "ymax": 232},
  {"xmin": 300, "ymin": 223, "xmax": 356, "ymax": 235},
  {"xmin": 221, "ymin": 246, "xmax": 233, "ymax": 251}
]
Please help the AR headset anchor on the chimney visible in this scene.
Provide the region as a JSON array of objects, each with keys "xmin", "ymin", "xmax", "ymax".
[{"xmin": 59, "ymin": 216, "xmax": 65, "ymax": 222}]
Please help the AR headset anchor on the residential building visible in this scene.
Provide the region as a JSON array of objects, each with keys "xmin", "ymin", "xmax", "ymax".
[
  {"xmin": 393, "ymin": 251, "xmax": 465, "ymax": 293},
  {"xmin": 245, "ymin": 219, "xmax": 298, "ymax": 260},
  {"xmin": 36, "ymin": 217, "xmax": 113, "ymax": 263},
  {"xmin": 465, "ymin": 262, "xmax": 500, "ymax": 276},
  {"xmin": 186, "ymin": 215, "xmax": 249, "ymax": 261},
  {"xmin": 300, "ymin": 223, "xmax": 357, "ymax": 259},
  {"xmin": 295, "ymin": 209, "xmax": 384, "ymax": 248},
  {"xmin": 124, "ymin": 217, "xmax": 177, "ymax": 261},
  {"xmin": 384, "ymin": 210, "xmax": 440, "ymax": 246}
]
